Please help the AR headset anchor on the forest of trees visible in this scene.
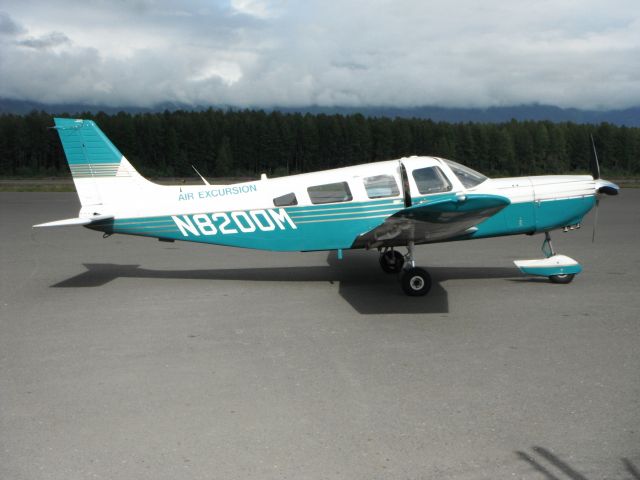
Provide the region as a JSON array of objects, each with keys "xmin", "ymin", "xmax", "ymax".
[{"xmin": 1, "ymin": 109, "xmax": 639, "ymax": 179}]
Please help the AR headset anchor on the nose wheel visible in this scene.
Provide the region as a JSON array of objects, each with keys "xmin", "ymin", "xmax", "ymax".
[
  {"xmin": 549, "ymin": 273, "xmax": 575, "ymax": 284},
  {"xmin": 514, "ymin": 232, "xmax": 582, "ymax": 283},
  {"xmin": 541, "ymin": 232, "xmax": 577, "ymax": 284}
]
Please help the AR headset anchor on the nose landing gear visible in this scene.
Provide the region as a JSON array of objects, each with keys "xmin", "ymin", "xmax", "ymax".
[{"xmin": 514, "ymin": 232, "xmax": 582, "ymax": 283}]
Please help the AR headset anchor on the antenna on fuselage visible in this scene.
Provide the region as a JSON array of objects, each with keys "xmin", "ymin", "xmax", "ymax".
[{"xmin": 191, "ymin": 165, "xmax": 210, "ymax": 186}]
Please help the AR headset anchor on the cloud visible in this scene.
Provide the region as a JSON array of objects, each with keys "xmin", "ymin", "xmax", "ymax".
[
  {"xmin": 230, "ymin": 0, "xmax": 280, "ymax": 19},
  {"xmin": 17, "ymin": 31, "xmax": 70, "ymax": 49},
  {"xmin": 0, "ymin": 11, "xmax": 25, "ymax": 35},
  {"xmin": 0, "ymin": 1, "xmax": 639, "ymax": 109}
]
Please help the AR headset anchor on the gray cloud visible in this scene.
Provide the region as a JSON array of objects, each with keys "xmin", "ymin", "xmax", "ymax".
[
  {"xmin": 0, "ymin": 1, "xmax": 639, "ymax": 109},
  {"xmin": 0, "ymin": 11, "xmax": 24, "ymax": 35},
  {"xmin": 17, "ymin": 31, "xmax": 70, "ymax": 49}
]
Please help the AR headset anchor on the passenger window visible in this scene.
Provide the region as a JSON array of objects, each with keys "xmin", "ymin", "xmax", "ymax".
[
  {"xmin": 363, "ymin": 175, "xmax": 399, "ymax": 199},
  {"xmin": 273, "ymin": 192, "xmax": 298, "ymax": 207},
  {"xmin": 307, "ymin": 182, "xmax": 353, "ymax": 204},
  {"xmin": 412, "ymin": 167, "xmax": 452, "ymax": 194}
]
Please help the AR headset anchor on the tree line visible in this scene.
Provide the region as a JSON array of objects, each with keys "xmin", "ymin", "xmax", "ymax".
[{"xmin": 1, "ymin": 109, "xmax": 638, "ymax": 178}]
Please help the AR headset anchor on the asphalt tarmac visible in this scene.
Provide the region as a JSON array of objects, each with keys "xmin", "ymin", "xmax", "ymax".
[{"xmin": 1, "ymin": 191, "xmax": 639, "ymax": 480}]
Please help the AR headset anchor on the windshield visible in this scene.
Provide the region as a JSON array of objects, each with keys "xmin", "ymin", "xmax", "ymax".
[{"xmin": 443, "ymin": 159, "xmax": 487, "ymax": 189}]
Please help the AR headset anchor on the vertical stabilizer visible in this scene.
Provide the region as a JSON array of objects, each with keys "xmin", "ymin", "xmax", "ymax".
[{"xmin": 54, "ymin": 118, "xmax": 158, "ymax": 212}]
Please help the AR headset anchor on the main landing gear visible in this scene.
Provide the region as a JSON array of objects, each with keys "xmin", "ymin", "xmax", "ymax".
[{"xmin": 379, "ymin": 242, "xmax": 432, "ymax": 296}]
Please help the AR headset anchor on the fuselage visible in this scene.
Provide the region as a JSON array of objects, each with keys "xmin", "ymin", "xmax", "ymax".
[
  {"xmin": 87, "ymin": 156, "xmax": 597, "ymax": 251},
  {"xmin": 41, "ymin": 117, "xmax": 619, "ymax": 296}
]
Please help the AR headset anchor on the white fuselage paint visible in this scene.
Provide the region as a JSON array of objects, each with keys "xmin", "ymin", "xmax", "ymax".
[{"xmin": 83, "ymin": 156, "xmax": 597, "ymax": 234}]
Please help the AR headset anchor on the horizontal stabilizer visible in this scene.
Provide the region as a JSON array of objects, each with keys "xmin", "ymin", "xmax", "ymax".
[{"xmin": 33, "ymin": 214, "xmax": 114, "ymax": 228}]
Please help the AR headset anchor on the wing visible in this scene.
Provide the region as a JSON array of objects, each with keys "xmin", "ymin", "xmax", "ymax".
[{"xmin": 351, "ymin": 193, "xmax": 510, "ymax": 248}]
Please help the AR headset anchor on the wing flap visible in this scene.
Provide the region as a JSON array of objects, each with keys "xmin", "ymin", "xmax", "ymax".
[{"xmin": 352, "ymin": 194, "xmax": 510, "ymax": 248}]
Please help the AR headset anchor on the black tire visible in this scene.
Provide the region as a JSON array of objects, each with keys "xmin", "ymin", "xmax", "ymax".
[
  {"xmin": 400, "ymin": 267, "xmax": 432, "ymax": 296},
  {"xmin": 379, "ymin": 250, "xmax": 405, "ymax": 274},
  {"xmin": 549, "ymin": 273, "xmax": 575, "ymax": 284}
]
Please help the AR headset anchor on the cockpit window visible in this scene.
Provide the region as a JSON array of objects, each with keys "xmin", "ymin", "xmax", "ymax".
[
  {"xmin": 363, "ymin": 175, "xmax": 400, "ymax": 199},
  {"xmin": 412, "ymin": 166, "xmax": 452, "ymax": 194},
  {"xmin": 444, "ymin": 159, "xmax": 487, "ymax": 189}
]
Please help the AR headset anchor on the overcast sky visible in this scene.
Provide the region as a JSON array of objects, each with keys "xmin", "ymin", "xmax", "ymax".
[{"xmin": 1, "ymin": 0, "xmax": 639, "ymax": 109}]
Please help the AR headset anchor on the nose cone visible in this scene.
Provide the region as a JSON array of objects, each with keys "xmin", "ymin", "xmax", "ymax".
[{"xmin": 595, "ymin": 179, "xmax": 620, "ymax": 196}]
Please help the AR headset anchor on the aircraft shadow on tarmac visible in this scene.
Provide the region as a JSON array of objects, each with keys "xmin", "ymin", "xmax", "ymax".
[
  {"xmin": 516, "ymin": 446, "xmax": 639, "ymax": 480},
  {"xmin": 51, "ymin": 252, "xmax": 522, "ymax": 314}
]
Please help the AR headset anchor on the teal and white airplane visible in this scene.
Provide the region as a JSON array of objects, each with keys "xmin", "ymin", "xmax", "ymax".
[{"xmin": 35, "ymin": 118, "xmax": 619, "ymax": 296}]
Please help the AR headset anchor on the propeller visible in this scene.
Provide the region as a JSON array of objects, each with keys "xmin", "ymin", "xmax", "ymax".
[
  {"xmin": 590, "ymin": 134, "xmax": 600, "ymax": 242},
  {"xmin": 590, "ymin": 134, "xmax": 600, "ymax": 180},
  {"xmin": 592, "ymin": 196, "xmax": 599, "ymax": 242},
  {"xmin": 589, "ymin": 134, "xmax": 619, "ymax": 242}
]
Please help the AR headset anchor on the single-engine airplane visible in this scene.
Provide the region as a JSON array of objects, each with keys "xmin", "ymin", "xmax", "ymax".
[{"xmin": 35, "ymin": 118, "xmax": 619, "ymax": 296}]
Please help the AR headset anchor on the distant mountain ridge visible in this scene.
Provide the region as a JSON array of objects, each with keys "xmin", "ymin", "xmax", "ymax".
[{"xmin": 1, "ymin": 98, "xmax": 639, "ymax": 126}]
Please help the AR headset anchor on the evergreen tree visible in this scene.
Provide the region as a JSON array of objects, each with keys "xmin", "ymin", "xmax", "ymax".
[
  {"xmin": 215, "ymin": 136, "xmax": 233, "ymax": 177},
  {"xmin": 1, "ymin": 109, "xmax": 639, "ymax": 177}
]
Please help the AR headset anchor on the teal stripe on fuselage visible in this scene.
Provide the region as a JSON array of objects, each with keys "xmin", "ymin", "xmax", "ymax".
[
  {"xmin": 534, "ymin": 195, "xmax": 596, "ymax": 231},
  {"xmin": 471, "ymin": 195, "xmax": 595, "ymax": 238},
  {"xmin": 89, "ymin": 198, "xmax": 407, "ymax": 251},
  {"xmin": 86, "ymin": 194, "xmax": 596, "ymax": 251},
  {"xmin": 89, "ymin": 211, "xmax": 395, "ymax": 251},
  {"xmin": 89, "ymin": 195, "xmax": 457, "ymax": 250}
]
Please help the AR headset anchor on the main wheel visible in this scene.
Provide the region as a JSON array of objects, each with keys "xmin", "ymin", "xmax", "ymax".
[
  {"xmin": 549, "ymin": 273, "xmax": 575, "ymax": 284},
  {"xmin": 379, "ymin": 250, "xmax": 405, "ymax": 273},
  {"xmin": 400, "ymin": 267, "xmax": 432, "ymax": 296}
]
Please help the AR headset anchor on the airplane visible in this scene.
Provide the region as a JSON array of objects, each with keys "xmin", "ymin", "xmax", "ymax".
[{"xmin": 34, "ymin": 117, "xmax": 619, "ymax": 296}]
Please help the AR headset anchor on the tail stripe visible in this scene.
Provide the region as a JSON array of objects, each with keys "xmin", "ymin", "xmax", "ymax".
[{"xmin": 68, "ymin": 163, "xmax": 120, "ymax": 178}]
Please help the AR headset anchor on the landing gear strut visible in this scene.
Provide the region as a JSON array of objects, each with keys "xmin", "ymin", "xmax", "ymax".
[{"xmin": 399, "ymin": 241, "xmax": 432, "ymax": 296}]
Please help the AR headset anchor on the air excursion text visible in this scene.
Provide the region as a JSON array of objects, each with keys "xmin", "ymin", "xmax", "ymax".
[{"xmin": 178, "ymin": 184, "xmax": 257, "ymax": 201}]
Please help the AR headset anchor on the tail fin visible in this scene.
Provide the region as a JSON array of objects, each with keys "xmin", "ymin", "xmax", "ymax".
[{"xmin": 54, "ymin": 118, "xmax": 158, "ymax": 211}]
